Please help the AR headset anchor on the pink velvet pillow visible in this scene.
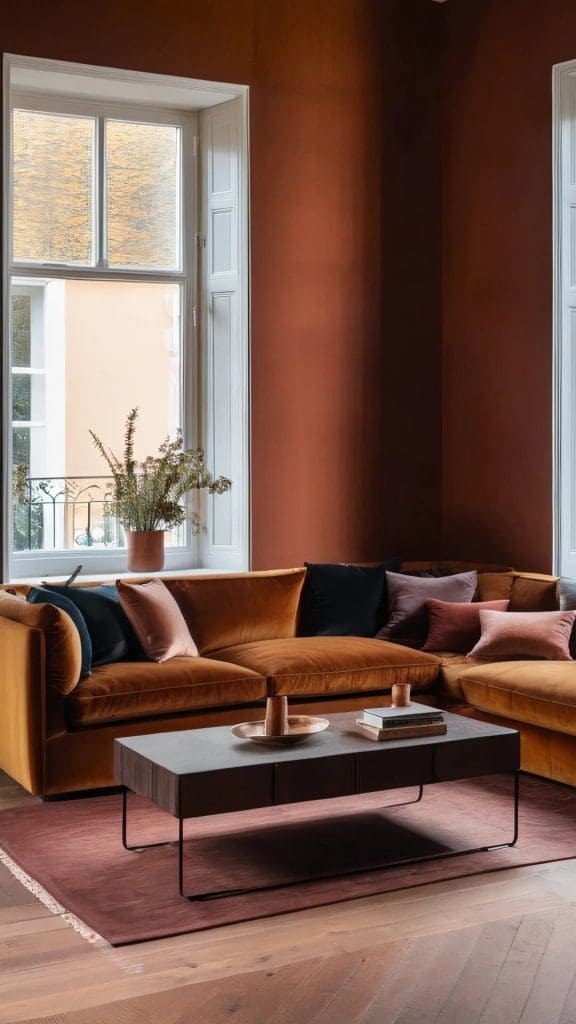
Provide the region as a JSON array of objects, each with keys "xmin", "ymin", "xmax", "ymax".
[
  {"xmin": 423, "ymin": 599, "xmax": 510, "ymax": 653},
  {"xmin": 468, "ymin": 609, "xmax": 576, "ymax": 662},
  {"xmin": 117, "ymin": 579, "xmax": 198, "ymax": 662}
]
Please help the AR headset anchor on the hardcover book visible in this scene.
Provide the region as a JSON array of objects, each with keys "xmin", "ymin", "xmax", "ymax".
[{"xmin": 362, "ymin": 702, "xmax": 444, "ymax": 729}]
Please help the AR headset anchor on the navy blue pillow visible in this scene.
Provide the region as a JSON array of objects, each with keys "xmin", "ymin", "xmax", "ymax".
[
  {"xmin": 42, "ymin": 585, "xmax": 142, "ymax": 666},
  {"xmin": 298, "ymin": 559, "xmax": 403, "ymax": 637},
  {"xmin": 27, "ymin": 586, "xmax": 92, "ymax": 678}
]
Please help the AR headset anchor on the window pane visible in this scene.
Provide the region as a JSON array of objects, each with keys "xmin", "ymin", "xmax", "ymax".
[
  {"xmin": 12, "ymin": 426, "xmax": 30, "ymax": 465},
  {"xmin": 106, "ymin": 120, "xmax": 180, "ymax": 269},
  {"xmin": 12, "ymin": 375, "xmax": 31, "ymax": 421},
  {"xmin": 10, "ymin": 277, "xmax": 183, "ymax": 553},
  {"xmin": 12, "ymin": 295, "xmax": 31, "ymax": 366},
  {"xmin": 12, "ymin": 109, "xmax": 95, "ymax": 265}
]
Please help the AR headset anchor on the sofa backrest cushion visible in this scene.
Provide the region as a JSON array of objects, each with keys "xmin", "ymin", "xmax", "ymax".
[
  {"xmin": 509, "ymin": 574, "xmax": 559, "ymax": 612},
  {"xmin": 475, "ymin": 572, "xmax": 515, "ymax": 602},
  {"xmin": 165, "ymin": 569, "xmax": 306, "ymax": 654},
  {"xmin": 0, "ymin": 590, "xmax": 82, "ymax": 694}
]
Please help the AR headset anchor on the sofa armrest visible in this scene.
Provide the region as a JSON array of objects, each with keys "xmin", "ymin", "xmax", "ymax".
[{"xmin": 0, "ymin": 617, "xmax": 46, "ymax": 795}]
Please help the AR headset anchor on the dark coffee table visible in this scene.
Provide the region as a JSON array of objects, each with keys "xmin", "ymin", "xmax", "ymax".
[{"xmin": 114, "ymin": 711, "xmax": 520, "ymax": 900}]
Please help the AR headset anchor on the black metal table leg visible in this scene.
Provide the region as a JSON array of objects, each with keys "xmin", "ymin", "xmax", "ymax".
[
  {"xmin": 123, "ymin": 773, "xmax": 520, "ymax": 902},
  {"xmin": 384, "ymin": 784, "xmax": 424, "ymax": 808},
  {"xmin": 178, "ymin": 817, "xmax": 184, "ymax": 897},
  {"xmin": 121, "ymin": 786, "xmax": 180, "ymax": 853}
]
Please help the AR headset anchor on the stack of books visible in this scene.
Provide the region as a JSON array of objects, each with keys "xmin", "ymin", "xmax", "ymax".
[{"xmin": 356, "ymin": 702, "xmax": 447, "ymax": 741}]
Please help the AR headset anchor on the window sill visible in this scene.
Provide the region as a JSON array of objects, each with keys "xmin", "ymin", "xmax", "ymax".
[{"xmin": 10, "ymin": 567, "xmax": 234, "ymax": 586}]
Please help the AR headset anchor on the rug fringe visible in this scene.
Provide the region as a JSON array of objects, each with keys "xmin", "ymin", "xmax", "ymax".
[{"xmin": 0, "ymin": 844, "xmax": 143, "ymax": 972}]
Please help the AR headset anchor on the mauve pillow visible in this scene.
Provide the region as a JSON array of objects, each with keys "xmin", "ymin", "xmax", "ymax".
[
  {"xmin": 117, "ymin": 579, "xmax": 198, "ymax": 662},
  {"xmin": 468, "ymin": 609, "xmax": 576, "ymax": 662},
  {"xmin": 376, "ymin": 570, "xmax": 477, "ymax": 647},
  {"xmin": 423, "ymin": 598, "xmax": 510, "ymax": 653}
]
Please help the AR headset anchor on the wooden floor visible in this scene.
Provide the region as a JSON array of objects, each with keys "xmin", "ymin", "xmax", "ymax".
[{"xmin": 2, "ymin": 772, "xmax": 576, "ymax": 1024}]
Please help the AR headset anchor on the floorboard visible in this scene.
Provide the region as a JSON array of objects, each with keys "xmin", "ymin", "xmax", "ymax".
[{"xmin": 1, "ymin": 771, "xmax": 576, "ymax": 1023}]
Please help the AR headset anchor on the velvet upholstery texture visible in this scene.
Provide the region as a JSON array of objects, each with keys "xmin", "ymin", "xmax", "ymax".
[
  {"xmin": 460, "ymin": 661, "xmax": 576, "ymax": 738},
  {"xmin": 67, "ymin": 658, "xmax": 267, "ymax": 727},
  {"xmin": 0, "ymin": 616, "xmax": 45, "ymax": 793},
  {"xmin": 0, "ymin": 590, "xmax": 82, "ymax": 694},
  {"xmin": 44, "ymin": 584, "xmax": 141, "ymax": 666},
  {"xmin": 298, "ymin": 559, "xmax": 401, "ymax": 637},
  {"xmin": 28, "ymin": 586, "xmax": 92, "ymax": 677},
  {"xmin": 468, "ymin": 610, "xmax": 576, "ymax": 662},
  {"xmin": 118, "ymin": 580, "xmax": 198, "ymax": 662},
  {"xmin": 455, "ymin": 706, "xmax": 576, "ymax": 790},
  {"xmin": 434, "ymin": 652, "xmax": 482, "ymax": 702},
  {"xmin": 423, "ymin": 599, "xmax": 510, "ymax": 653},
  {"xmin": 210, "ymin": 636, "xmax": 440, "ymax": 698},
  {"xmin": 166, "ymin": 570, "xmax": 306, "ymax": 654},
  {"xmin": 377, "ymin": 570, "xmax": 477, "ymax": 647},
  {"xmin": 475, "ymin": 573, "xmax": 515, "ymax": 602},
  {"xmin": 508, "ymin": 575, "xmax": 559, "ymax": 612}
]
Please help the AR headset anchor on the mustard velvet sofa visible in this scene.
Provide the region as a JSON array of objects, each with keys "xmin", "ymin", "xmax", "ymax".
[
  {"xmin": 0, "ymin": 563, "xmax": 573, "ymax": 797},
  {"xmin": 0, "ymin": 567, "xmax": 441, "ymax": 796}
]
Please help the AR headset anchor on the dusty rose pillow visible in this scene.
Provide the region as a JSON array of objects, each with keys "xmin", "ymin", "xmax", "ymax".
[
  {"xmin": 376, "ymin": 570, "xmax": 477, "ymax": 647},
  {"xmin": 117, "ymin": 579, "xmax": 198, "ymax": 662},
  {"xmin": 423, "ymin": 598, "xmax": 510, "ymax": 653},
  {"xmin": 468, "ymin": 609, "xmax": 576, "ymax": 662}
]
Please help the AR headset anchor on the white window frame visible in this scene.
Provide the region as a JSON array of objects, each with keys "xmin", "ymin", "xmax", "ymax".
[
  {"xmin": 2, "ymin": 54, "xmax": 250, "ymax": 581},
  {"xmin": 554, "ymin": 59, "xmax": 576, "ymax": 576}
]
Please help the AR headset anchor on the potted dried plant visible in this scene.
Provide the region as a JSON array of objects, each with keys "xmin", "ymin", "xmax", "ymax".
[{"xmin": 90, "ymin": 408, "xmax": 231, "ymax": 571}]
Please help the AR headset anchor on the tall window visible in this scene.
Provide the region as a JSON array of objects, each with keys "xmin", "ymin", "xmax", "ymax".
[
  {"xmin": 4, "ymin": 55, "xmax": 250, "ymax": 581},
  {"xmin": 8, "ymin": 95, "xmax": 195, "ymax": 576}
]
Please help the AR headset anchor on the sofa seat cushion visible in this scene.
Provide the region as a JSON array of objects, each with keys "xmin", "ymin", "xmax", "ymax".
[
  {"xmin": 434, "ymin": 652, "xmax": 478, "ymax": 702},
  {"xmin": 460, "ymin": 662, "xmax": 576, "ymax": 737},
  {"xmin": 210, "ymin": 637, "xmax": 440, "ymax": 698},
  {"xmin": 67, "ymin": 658, "xmax": 267, "ymax": 727}
]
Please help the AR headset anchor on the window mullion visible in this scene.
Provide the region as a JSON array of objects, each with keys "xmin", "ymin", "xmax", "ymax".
[{"xmin": 96, "ymin": 115, "xmax": 107, "ymax": 268}]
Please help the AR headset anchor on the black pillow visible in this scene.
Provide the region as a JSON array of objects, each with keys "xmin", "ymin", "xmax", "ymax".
[
  {"xmin": 42, "ymin": 584, "xmax": 142, "ymax": 666},
  {"xmin": 298, "ymin": 559, "xmax": 403, "ymax": 637}
]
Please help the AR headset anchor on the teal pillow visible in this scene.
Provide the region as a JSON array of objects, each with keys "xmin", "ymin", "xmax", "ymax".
[
  {"xmin": 42, "ymin": 585, "xmax": 142, "ymax": 666},
  {"xmin": 27, "ymin": 587, "xmax": 92, "ymax": 677}
]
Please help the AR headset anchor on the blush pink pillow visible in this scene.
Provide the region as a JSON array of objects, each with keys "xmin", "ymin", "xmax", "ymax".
[
  {"xmin": 468, "ymin": 610, "xmax": 576, "ymax": 662},
  {"xmin": 117, "ymin": 579, "xmax": 198, "ymax": 662},
  {"xmin": 423, "ymin": 599, "xmax": 510, "ymax": 653}
]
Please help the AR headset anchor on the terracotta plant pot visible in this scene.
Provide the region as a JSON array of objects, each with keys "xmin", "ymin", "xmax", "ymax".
[{"xmin": 125, "ymin": 530, "xmax": 165, "ymax": 572}]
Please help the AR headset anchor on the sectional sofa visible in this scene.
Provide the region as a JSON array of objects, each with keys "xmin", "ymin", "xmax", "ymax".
[{"xmin": 0, "ymin": 562, "xmax": 573, "ymax": 796}]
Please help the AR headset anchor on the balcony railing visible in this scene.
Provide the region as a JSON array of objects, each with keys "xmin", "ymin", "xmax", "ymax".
[
  {"xmin": 12, "ymin": 475, "xmax": 183, "ymax": 552},
  {"xmin": 13, "ymin": 475, "xmax": 120, "ymax": 552}
]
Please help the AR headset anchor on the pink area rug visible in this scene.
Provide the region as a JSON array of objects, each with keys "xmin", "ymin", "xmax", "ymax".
[{"xmin": 0, "ymin": 773, "xmax": 574, "ymax": 946}]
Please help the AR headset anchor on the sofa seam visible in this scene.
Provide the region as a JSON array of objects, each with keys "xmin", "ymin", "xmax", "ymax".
[
  {"xmin": 462, "ymin": 678, "xmax": 576, "ymax": 709},
  {"xmin": 71, "ymin": 678, "xmax": 266, "ymax": 701},
  {"xmin": 261, "ymin": 663, "xmax": 439, "ymax": 680}
]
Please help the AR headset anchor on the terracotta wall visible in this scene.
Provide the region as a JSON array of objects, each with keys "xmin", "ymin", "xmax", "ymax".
[
  {"xmin": 441, "ymin": 0, "xmax": 575, "ymax": 572},
  {"xmin": 0, "ymin": 0, "xmax": 442, "ymax": 570}
]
